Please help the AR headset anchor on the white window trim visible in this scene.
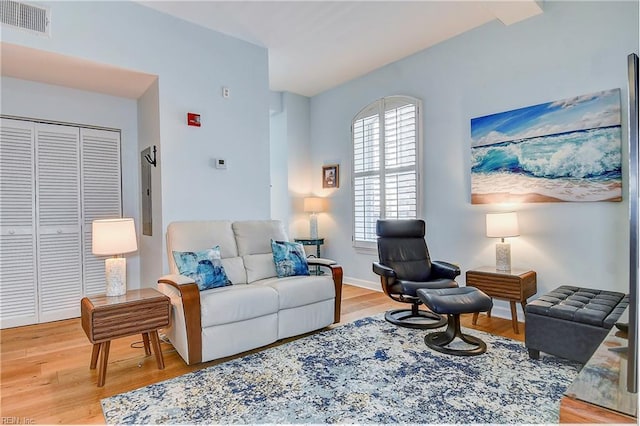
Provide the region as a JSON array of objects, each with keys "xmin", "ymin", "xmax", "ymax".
[{"xmin": 351, "ymin": 95, "xmax": 423, "ymax": 249}]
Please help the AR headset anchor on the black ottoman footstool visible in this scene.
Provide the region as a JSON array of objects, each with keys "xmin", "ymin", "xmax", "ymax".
[
  {"xmin": 525, "ymin": 285, "xmax": 628, "ymax": 363},
  {"xmin": 417, "ymin": 287, "xmax": 493, "ymax": 356}
]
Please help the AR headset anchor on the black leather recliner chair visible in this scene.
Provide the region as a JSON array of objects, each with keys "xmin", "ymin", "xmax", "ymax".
[{"xmin": 372, "ymin": 219, "xmax": 460, "ymax": 329}]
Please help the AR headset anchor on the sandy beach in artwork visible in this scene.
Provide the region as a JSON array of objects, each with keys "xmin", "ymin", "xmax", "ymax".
[
  {"xmin": 471, "ymin": 192, "xmax": 564, "ymax": 204},
  {"xmin": 471, "ymin": 172, "xmax": 622, "ymax": 204},
  {"xmin": 471, "ymin": 190, "xmax": 622, "ymax": 204}
]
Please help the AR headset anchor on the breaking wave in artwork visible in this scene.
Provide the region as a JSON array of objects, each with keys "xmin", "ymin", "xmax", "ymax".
[
  {"xmin": 471, "ymin": 126, "xmax": 622, "ymax": 202},
  {"xmin": 472, "ymin": 127, "xmax": 621, "ymax": 180}
]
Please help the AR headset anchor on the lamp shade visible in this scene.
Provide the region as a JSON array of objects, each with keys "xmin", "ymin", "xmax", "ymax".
[
  {"xmin": 92, "ymin": 218, "xmax": 138, "ymax": 255},
  {"xmin": 486, "ymin": 212, "xmax": 520, "ymax": 238},
  {"xmin": 304, "ymin": 197, "xmax": 324, "ymax": 213}
]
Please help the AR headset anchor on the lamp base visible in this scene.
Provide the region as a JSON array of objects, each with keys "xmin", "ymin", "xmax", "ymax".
[
  {"xmin": 105, "ymin": 257, "xmax": 127, "ymax": 296},
  {"xmin": 309, "ymin": 213, "xmax": 318, "ymax": 239},
  {"xmin": 495, "ymin": 242, "xmax": 511, "ymax": 272}
]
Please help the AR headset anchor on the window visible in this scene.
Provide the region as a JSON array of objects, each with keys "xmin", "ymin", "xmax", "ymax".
[{"xmin": 352, "ymin": 96, "xmax": 422, "ymax": 248}]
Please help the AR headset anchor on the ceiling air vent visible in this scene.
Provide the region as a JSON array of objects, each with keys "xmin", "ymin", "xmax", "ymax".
[{"xmin": 0, "ymin": 0, "xmax": 50, "ymax": 36}]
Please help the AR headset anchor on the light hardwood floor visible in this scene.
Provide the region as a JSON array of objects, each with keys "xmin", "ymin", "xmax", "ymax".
[{"xmin": 1, "ymin": 284, "xmax": 525, "ymax": 424}]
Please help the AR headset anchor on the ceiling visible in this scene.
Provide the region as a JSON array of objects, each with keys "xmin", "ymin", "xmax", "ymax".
[
  {"xmin": 138, "ymin": 1, "xmax": 543, "ymax": 97},
  {"xmin": 1, "ymin": 1, "xmax": 543, "ymax": 99}
]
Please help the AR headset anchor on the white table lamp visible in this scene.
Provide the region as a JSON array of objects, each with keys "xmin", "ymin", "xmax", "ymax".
[
  {"xmin": 486, "ymin": 212, "xmax": 519, "ymax": 272},
  {"xmin": 92, "ymin": 218, "xmax": 138, "ymax": 296},
  {"xmin": 303, "ymin": 197, "xmax": 324, "ymax": 239}
]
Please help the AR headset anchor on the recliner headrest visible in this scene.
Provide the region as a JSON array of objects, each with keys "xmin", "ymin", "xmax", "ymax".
[{"xmin": 376, "ymin": 219, "xmax": 425, "ymax": 238}]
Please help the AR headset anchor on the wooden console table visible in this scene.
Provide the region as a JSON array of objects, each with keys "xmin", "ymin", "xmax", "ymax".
[
  {"xmin": 559, "ymin": 309, "xmax": 637, "ymax": 423},
  {"xmin": 81, "ymin": 288, "xmax": 170, "ymax": 387},
  {"xmin": 465, "ymin": 267, "xmax": 537, "ymax": 334}
]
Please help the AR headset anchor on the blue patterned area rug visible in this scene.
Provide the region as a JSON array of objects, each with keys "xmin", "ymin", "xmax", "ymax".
[{"xmin": 102, "ymin": 315, "xmax": 581, "ymax": 424}]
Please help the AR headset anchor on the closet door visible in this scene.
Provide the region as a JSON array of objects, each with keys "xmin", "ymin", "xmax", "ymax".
[
  {"xmin": 80, "ymin": 128, "xmax": 122, "ymax": 296},
  {"xmin": 35, "ymin": 123, "xmax": 83, "ymax": 323},
  {"xmin": 0, "ymin": 119, "xmax": 38, "ymax": 328}
]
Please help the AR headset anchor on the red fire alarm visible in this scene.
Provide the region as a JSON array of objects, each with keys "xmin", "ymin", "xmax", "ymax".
[{"xmin": 187, "ymin": 112, "xmax": 201, "ymax": 127}]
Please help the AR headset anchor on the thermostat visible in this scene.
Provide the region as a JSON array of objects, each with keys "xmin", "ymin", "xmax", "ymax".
[{"xmin": 214, "ymin": 158, "xmax": 227, "ymax": 169}]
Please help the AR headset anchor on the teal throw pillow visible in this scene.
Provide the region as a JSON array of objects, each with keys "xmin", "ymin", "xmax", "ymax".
[
  {"xmin": 172, "ymin": 246, "xmax": 232, "ymax": 291},
  {"xmin": 271, "ymin": 240, "xmax": 310, "ymax": 278}
]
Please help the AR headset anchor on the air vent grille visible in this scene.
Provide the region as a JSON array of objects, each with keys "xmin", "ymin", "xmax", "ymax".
[{"xmin": 0, "ymin": 0, "xmax": 49, "ymax": 36}]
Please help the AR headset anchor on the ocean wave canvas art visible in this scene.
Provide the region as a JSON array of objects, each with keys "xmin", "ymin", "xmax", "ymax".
[{"xmin": 471, "ymin": 89, "xmax": 622, "ymax": 204}]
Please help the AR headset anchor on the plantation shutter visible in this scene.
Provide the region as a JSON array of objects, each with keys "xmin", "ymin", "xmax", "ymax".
[
  {"xmin": 384, "ymin": 103, "xmax": 418, "ymax": 219},
  {"xmin": 353, "ymin": 110, "xmax": 380, "ymax": 243},
  {"xmin": 35, "ymin": 123, "xmax": 83, "ymax": 323},
  {"xmin": 0, "ymin": 118, "xmax": 38, "ymax": 328},
  {"xmin": 81, "ymin": 128, "xmax": 122, "ymax": 296},
  {"xmin": 352, "ymin": 96, "xmax": 421, "ymax": 248}
]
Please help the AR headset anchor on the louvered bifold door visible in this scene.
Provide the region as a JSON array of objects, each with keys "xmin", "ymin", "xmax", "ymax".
[
  {"xmin": 0, "ymin": 119, "xmax": 38, "ymax": 328},
  {"xmin": 80, "ymin": 128, "xmax": 122, "ymax": 296},
  {"xmin": 35, "ymin": 123, "xmax": 83, "ymax": 323}
]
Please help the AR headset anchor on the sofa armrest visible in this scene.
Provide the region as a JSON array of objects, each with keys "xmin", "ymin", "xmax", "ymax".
[
  {"xmin": 305, "ymin": 260, "xmax": 343, "ymax": 324},
  {"xmin": 306, "ymin": 258, "xmax": 343, "ymax": 323},
  {"xmin": 329, "ymin": 263, "xmax": 343, "ymax": 323},
  {"xmin": 159, "ymin": 274, "xmax": 197, "ymax": 286},
  {"xmin": 158, "ymin": 274, "xmax": 202, "ymax": 365},
  {"xmin": 307, "ymin": 257, "xmax": 337, "ymax": 267},
  {"xmin": 431, "ymin": 261, "xmax": 461, "ymax": 279}
]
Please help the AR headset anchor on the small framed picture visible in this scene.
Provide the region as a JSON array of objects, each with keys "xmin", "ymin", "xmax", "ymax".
[{"xmin": 322, "ymin": 164, "xmax": 339, "ymax": 188}]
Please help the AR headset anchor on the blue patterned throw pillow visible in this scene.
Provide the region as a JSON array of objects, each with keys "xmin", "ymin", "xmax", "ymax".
[
  {"xmin": 271, "ymin": 240, "xmax": 310, "ymax": 278},
  {"xmin": 172, "ymin": 246, "xmax": 232, "ymax": 291}
]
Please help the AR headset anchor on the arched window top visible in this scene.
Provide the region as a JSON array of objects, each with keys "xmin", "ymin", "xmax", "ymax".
[{"xmin": 354, "ymin": 95, "xmax": 420, "ymax": 121}]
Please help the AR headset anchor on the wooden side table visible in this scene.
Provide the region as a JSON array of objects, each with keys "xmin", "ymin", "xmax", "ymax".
[
  {"xmin": 465, "ymin": 266, "xmax": 537, "ymax": 334},
  {"xmin": 81, "ymin": 288, "xmax": 170, "ymax": 387}
]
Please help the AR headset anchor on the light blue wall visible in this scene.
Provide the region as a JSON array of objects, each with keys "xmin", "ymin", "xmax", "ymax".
[
  {"xmin": 270, "ymin": 92, "xmax": 313, "ymax": 239},
  {"xmin": 2, "ymin": 1, "xmax": 271, "ymax": 279},
  {"xmin": 270, "ymin": 92, "xmax": 289, "ymax": 224},
  {"xmin": 308, "ymin": 1, "xmax": 639, "ymax": 318}
]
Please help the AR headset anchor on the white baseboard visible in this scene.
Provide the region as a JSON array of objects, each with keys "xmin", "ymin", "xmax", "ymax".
[
  {"xmin": 343, "ymin": 276, "xmax": 523, "ymax": 322},
  {"xmin": 344, "ymin": 276, "xmax": 381, "ymax": 292}
]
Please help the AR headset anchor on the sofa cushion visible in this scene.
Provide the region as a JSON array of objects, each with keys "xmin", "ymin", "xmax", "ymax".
[
  {"xmin": 243, "ymin": 253, "xmax": 277, "ymax": 283},
  {"xmin": 200, "ymin": 284, "xmax": 279, "ymax": 328},
  {"xmin": 255, "ymin": 275, "xmax": 335, "ymax": 310},
  {"xmin": 220, "ymin": 257, "xmax": 248, "ymax": 285},
  {"xmin": 271, "ymin": 240, "xmax": 310, "ymax": 277},
  {"xmin": 172, "ymin": 246, "xmax": 232, "ymax": 291},
  {"xmin": 233, "ymin": 220, "xmax": 287, "ymax": 256},
  {"xmin": 167, "ymin": 221, "xmax": 238, "ymax": 274}
]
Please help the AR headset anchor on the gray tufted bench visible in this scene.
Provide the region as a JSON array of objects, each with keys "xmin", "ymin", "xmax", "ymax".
[{"xmin": 525, "ymin": 285, "xmax": 628, "ymax": 363}]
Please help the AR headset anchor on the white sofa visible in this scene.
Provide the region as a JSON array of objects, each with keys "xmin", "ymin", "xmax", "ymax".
[{"xmin": 157, "ymin": 220, "xmax": 343, "ymax": 365}]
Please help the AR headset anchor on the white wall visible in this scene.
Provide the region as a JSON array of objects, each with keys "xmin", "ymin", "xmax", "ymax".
[
  {"xmin": 2, "ymin": 1, "xmax": 271, "ymax": 279},
  {"xmin": 308, "ymin": 1, "xmax": 639, "ymax": 319},
  {"xmin": 0, "ymin": 77, "xmax": 142, "ymax": 287}
]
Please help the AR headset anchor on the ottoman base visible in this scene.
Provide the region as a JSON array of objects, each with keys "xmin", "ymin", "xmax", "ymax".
[
  {"xmin": 424, "ymin": 314, "xmax": 487, "ymax": 356},
  {"xmin": 417, "ymin": 287, "xmax": 493, "ymax": 357}
]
